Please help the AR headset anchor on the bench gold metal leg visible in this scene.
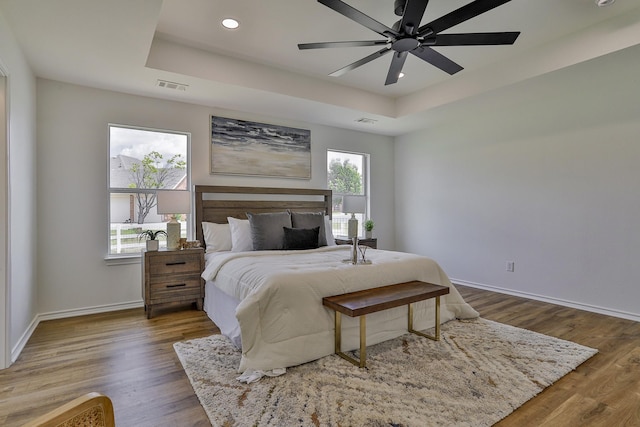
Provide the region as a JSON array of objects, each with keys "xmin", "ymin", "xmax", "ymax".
[
  {"xmin": 335, "ymin": 311, "xmax": 341, "ymax": 353},
  {"xmin": 334, "ymin": 311, "xmax": 368, "ymax": 368},
  {"xmin": 333, "ymin": 295, "xmax": 443, "ymax": 368},
  {"xmin": 408, "ymin": 296, "xmax": 441, "ymax": 341},
  {"xmin": 359, "ymin": 315, "xmax": 366, "ymax": 367}
]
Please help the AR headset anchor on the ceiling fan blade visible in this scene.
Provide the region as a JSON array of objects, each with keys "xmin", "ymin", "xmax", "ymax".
[
  {"xmin": 298, "ymin": 40, "xmax": 388, "ymax": 50},
  {"xmin": 400, "ymin": 0, "xmax": 429, "ymax": 35},
  {"xmin": 410, "ymin": 46, "xmax": 463, "ymax": 75},
  {"xmin": 432, "ymin": 32, "xmax": 520, "ymax": 46},
  {"xmin": 418, "ymin": 0, "xmax": 513, "ymax": 36},
  {"xmin": 318, "ymin": 0, "xmax": 398, "ymax": 37},
  {"xmin": 385, "ymin": 51, "xmax": 408, "ymax": 85},
  {"xmin": 329, "ymin": 47, "xmax": 391, "ymax": 77}
]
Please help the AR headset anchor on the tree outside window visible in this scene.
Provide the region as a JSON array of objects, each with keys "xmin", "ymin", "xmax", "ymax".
[
  {"xmin": 128, "ymin": 151, "xmax": 186, "ymax": 224},
  {"xmin": 328, "ymin": 158, "xmax": 362, "ymax": 194}
]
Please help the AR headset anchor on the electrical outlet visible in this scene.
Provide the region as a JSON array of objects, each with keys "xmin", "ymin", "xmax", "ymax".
[{"xmin": 506, "ymin": 261, "xmax": 515, "ymax": 272}]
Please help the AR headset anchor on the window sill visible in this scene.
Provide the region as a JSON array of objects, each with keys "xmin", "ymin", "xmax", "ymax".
[{"xmin": 104, "ymin": 254, "xmax": 141, "ymax": 266}]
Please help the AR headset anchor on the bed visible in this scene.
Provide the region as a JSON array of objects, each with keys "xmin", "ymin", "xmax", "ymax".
[{"xmin": 195, "ymin": 185, "xmax": 478, "ymax": 376}]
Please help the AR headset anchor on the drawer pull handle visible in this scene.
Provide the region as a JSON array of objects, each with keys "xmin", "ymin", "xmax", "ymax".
[
  {"xmin": 165, "ymin": 261, "xmax": 186, "ymax": 266},
  {"xmin": 166, "ymin": 283, "xmax": 187, "ymax": 288}
]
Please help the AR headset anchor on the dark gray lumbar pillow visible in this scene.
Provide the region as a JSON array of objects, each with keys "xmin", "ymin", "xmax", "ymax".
[{"xmin": 283, "ymin": 227, "xmax": 320, "ymax": 250}]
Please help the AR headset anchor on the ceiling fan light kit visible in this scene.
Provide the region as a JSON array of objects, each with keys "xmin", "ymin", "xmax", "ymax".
[{"xmin": 298, "ymin": 0, "xmax": 521, "ymax": 86}]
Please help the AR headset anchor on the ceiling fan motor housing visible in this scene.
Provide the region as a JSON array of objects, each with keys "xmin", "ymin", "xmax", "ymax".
[{"xmin": 393, "ymin": 38, "xmax": 420, "ymax": 52}]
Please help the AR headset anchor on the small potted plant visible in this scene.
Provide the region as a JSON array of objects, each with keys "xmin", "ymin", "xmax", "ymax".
[
  {"xmin": 364, "ymin": 219, "xmax": 374, "ymax": 239},
  {"xmin": 138, "ymin": 229, "xmax": 167, "ymax": 251}
]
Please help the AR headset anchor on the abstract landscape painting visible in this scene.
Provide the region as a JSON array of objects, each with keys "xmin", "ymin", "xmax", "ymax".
[{"xmin": 210, "ymin": 116, "xmax": 311, "ymax": 179}]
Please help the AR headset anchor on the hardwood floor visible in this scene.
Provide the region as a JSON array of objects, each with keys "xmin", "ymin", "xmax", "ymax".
[
  {"xmin": 1, "ymin": 287, "xmax": 639, "ymax": 426},
  {"xmin": 457, "ymin": 285, "xmax": 640, "ymax": 427},
  {"xmin": 0, "ymin": 305, "xmax": 217, "ymax": 427}
]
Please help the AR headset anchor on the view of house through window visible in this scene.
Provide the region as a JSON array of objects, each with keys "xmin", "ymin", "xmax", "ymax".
[
  {"xmin": 109, "ymin": 125, "xmax": 190, "ymax": 256},
  {"xmin": 327, "ymin": 149, "xmax": 368, "ymax": 238}
]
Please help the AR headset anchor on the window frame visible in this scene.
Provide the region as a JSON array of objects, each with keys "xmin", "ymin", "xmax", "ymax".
[
  {"xmin": 107, "ymin": 124, "xmax": 192, "ymax": 260},
  {"xmin": 327, "ymin": 149, "xmax": 370, "ymax": 238}
]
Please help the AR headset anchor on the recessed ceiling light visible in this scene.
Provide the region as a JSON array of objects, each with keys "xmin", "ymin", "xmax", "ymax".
[
  {"xmin": 222, "ymin": 18, "xmax": 239, "ymax": 29},
  {"xmin": 595, "ymin": 0, "xmax": 614, "ymax": 6},
  {"xmin": 398, "ymin": 72, "xmax": 405, "ymax": 78}
]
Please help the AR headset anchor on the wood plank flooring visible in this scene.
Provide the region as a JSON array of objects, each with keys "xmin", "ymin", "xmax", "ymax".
[
  {"xmin": 0, "ymin": 305, "xmax": 217, "ymax": 427},
  {"xmin": 457, "ymin": 285, "xmax": 640, "ymax": 427},
  {"xmin": 1, "ymin": 286, "xmax": 639, "ymax": 426}
]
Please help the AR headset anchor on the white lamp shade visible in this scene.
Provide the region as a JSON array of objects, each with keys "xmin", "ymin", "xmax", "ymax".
[
  {"xmin": 343, "ymin": 195, "xmax": 365, "ymax": 239},
  {"xmin": 157, "ymin": 190, "xmax": 190, "ymax": 250},
  {"xmin": 342, "ymin": 195, "xmax": 366, "ymax": 214},
  {"xmin": 156, "ymin": 190, "xmax": 191, "ymax": 215}
]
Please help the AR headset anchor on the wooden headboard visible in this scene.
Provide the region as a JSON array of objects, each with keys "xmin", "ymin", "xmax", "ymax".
[{"xmin": 194, "ymin": 185, "xmax": 332, "ymax": 247}]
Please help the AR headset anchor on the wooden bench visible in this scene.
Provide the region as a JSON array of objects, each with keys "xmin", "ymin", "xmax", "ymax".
[{"xmin": 322, "ymin": 280, "xmax": 450, "ymax": 368}]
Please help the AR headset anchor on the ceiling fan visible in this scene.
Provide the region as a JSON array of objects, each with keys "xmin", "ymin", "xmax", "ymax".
[{"xmin": 298, "ymin": 0, "xmax": 520, "ymax": 85}]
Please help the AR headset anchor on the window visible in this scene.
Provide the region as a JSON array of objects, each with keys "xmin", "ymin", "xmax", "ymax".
[
  {"xmin": 327, "ymin": 149, "xmax": 369, "ymax": 237},
  {"xmin": 108, "ymin": 125, "xmax": 190, "ymax": 257}
]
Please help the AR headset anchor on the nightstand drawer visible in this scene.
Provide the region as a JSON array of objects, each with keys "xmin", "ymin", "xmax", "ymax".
[
  {"xmin": 149, "ymin": 276, "xmax": 202, "ymax": 300},
  {"xmin": 148, "ymin": 253, "xmax": 202, "ymax": 276}
]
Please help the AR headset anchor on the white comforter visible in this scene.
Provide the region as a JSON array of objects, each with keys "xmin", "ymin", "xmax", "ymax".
[{"xmin": 202, "ymin": 245, "xmax": 478, "ymax": 373}]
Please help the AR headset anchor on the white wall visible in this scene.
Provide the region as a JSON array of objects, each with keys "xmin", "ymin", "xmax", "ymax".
[
  {"xmin": 0, "ymin": 8, "xmax": 38, "ymax": 366},
  {"xmin": 36, "ymin": 79, "xmax": 394, "ymax": 315},
  {"xmin": 0, "ymin": 72, "xmax": 6, "ymax": 368},
  {"xmin": 395, "ymin": 44, "xmax": 640, "ymax": 320}
]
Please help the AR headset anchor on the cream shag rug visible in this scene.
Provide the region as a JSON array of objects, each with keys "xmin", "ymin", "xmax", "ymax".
[{"xmin": 174, "ymin": 318, "xmax": 597, "ymax": 427}]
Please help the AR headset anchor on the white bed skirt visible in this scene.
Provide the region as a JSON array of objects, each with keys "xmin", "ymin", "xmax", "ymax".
[{"xmin": 204, "ymin": 281, "xmax": 242, "ymax": 349}]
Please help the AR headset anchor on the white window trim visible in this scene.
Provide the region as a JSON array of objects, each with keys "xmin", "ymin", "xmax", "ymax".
[
  {"xmin": 106, "ymin": 124, "xmax": 191, "ymax": 261},
  {"xmin": 327, "ymin": 149, "xmax": 370, "ymax": 237}
]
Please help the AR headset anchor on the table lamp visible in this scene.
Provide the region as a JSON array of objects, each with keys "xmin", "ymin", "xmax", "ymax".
[
  {"xmin": 342, "ymin": 195, "xmax": 366, "ymax": 239},
  {"xmin": 156, "ymin": 190, "xmax": 191, "ymax": 250}
]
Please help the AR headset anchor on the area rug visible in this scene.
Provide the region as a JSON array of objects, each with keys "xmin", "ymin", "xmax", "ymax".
[{"xmin": 173, "ymin": 318, "xmax": 597, "ymax": 427}]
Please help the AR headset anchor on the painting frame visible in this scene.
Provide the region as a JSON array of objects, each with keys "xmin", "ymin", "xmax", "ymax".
[{"xmin": 210, "ymin": 115, "xmax": 311, "ymax": 179}]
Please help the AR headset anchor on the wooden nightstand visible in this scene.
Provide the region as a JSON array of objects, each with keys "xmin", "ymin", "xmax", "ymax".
[
  {"xmin": 335, "ymin": 237, "xmax": 378, "ymax": 249},
  {"xmin": 142, "ymin": 248, "xmax": 205, "ymax": 319}
]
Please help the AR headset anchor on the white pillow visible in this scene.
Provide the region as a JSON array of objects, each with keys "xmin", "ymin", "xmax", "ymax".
[
  {"xmin": 325, "ymin": 216, "xmax": 337, "ymax": 246},
  {"xmin": 202, "ymin": 222, "xmax": 232, "ymax": 253},
  {"xmin": 227, "ymin": 217, "xmax": 253, "ymax": 252}
]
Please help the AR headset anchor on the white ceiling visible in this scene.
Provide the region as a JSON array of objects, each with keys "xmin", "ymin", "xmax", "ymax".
[{"xmin": 1, "ymin": 0, "xmax": 639, "ymax": 135}]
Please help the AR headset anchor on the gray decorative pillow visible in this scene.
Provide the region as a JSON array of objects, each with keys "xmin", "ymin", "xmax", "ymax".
[
  {"xmin": 283, "ymin": 227, "xmax": 320, "ymax": 250},
  {"xmin": 290, "ymin": 211, "xmax": 327, "ymax": 246},
  {"xmin": 246, "ymin": 211, "xmax": 292, "ymax": 250}
]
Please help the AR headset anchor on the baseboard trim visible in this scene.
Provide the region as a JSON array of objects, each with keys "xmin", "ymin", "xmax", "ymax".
[
  {"xmin": 37, "ymin": 300, "xmax": 143, "ymax": 322},
  {"xmin": 11, "ymin": 300, "xmax": 144, "ymax": 364},
  {"xmin": 11, "ymin": 315, "xmax": 39, "ymax": 364},
  {"xmin": 452, "ymin": 278, "xmax": 640, "ymax": 323}
]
